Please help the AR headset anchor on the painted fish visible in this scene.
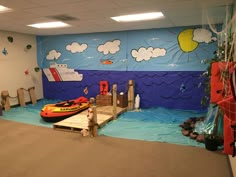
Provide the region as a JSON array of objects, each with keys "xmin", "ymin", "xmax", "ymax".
[
  {"xmin": 83, "ymin": 87, "xmax": 88, "ymax": 95},
  {"xmin": 100, "ymin": 59, "xmax": 113, "ymax": 65},
  {"xmin": 2, "ymin": 48, "xmax": 8, "ymax": 56},
  {"xmin": 180, "ymin": 83, "xmax": 186, "ymax": 92}
]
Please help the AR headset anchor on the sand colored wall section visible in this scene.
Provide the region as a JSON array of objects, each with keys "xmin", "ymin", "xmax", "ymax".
[
  {"xmin": 0, "ymin": 30, "xmax": 43, "ymax": 106},
  {"xmin": 229, "ymin": 156, "xmax": 236, "ymax": 177},
  {"xmin": 229, "ymin": 155, "xmax": 236, "ymax": 177}
]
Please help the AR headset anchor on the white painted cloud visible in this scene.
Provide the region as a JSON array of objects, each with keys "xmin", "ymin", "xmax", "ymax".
[
  {"xmin": 131, "ymin": 47, "xmax": 166, "ymax": 62},
  {"xmin": 46, "ymin": 50, "xmax": 61, "ymax": 60},
  {"xmin": 62, "ymin": 58, "xmax": 70, "ymax": 61},
  {"xmin": 98, "ymin": 39, "xmax": 121, "ymax": 55},
  {"xmin": 66, "ymin": 42, "xmax": 88, "ymax": 53},
  {"xmin": 152, "ymin": 48, "xmax": 167, "ymax": 57},
  {"xmin": 168, "ymin": 63, "xmax": 178, "ymax": 67},
  {"xmin": 193, "ymin": 28, "xmax": 217, "ymax": 44}
]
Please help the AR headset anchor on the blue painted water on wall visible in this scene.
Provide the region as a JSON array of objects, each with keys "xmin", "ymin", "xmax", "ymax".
[{"xmin": 43, "ymin": 70, "xmax": 207, "ymax": 111}]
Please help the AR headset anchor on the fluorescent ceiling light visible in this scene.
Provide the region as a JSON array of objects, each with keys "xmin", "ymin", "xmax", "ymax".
[
  {"xmin": 111, "ymin": 12, "xmax": 164, "ymax": 22},
  {"xmin": 0, "ymin": 5, "xmax": 12, "ymax": 13},
  {"xmin": 27, "ymin": 21, "xmax": 70, "ymax": 29}
]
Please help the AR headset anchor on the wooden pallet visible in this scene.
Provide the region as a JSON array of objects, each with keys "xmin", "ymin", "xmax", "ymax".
[{"xmin": 53, "ymin": 106, "xmax": 127, "ymax": 133}]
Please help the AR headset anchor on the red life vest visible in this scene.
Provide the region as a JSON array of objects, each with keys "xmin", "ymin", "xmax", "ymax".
[{"xmin": 100, "ymin": 81, "xmax": 109, "ymax": 95}]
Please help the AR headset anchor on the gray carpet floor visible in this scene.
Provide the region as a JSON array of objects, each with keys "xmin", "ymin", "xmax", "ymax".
[{"xmin": 0, "ymin": 119, "xmax": 233, "ymax": 177}]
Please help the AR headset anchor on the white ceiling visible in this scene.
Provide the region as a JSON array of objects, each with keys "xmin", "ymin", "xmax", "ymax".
[{"xmin": 0, "ymin": 0, "xmax": 234, "ymax": 35}]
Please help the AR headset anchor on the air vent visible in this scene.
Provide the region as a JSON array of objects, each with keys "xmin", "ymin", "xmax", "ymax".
[{"xmin": 47, "ymin": 14, "xmax": 78, "ymax": 21}]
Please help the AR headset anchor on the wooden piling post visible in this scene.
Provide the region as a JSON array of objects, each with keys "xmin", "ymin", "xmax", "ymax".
[
  {"xmin": 128, "ymin": 80, "xmax": 135, "ymax": 110},
  {"xmin": 17, "ymin": 88, "xmax": 25, "ymax": 107},
  {"xmin": 28, "ymin": 87, "xmax": 37, "ymax": 104},
  {"xmin": 112, "ymin": 84, "xmax": 117, "ymax": 120},
  {"xmin": 92, "ymin": 106, "xmax": 98, "ymax": 137},
  {"xmin": 89, "ymin": 97, "xmax": 95, "ymax": 106},
  {"xmin": 1, "ymin": 90, "xmax": 10, "ymax": 111}
]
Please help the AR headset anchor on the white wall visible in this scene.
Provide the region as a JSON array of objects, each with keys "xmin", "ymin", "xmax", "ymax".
[{"xmin": 0, "ymin": 30, "xmax": 43, "ymax": 106}]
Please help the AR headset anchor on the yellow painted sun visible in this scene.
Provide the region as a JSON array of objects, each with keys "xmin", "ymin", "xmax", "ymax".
[{"xmin": 178, "ymin": 29, "xmax": 198, "ymax": 53}]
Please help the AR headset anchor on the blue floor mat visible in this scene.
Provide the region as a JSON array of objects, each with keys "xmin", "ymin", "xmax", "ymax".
[
  {"xmin": 0, "ymin": 100, "xmax": 207, "ymax": 147},
  {"xmin": 0, "ymin": 99, "xmax": 60, "ymax": 128},
  {"xmin": 99, "ymin": 107, "xmax": 207, "ymax": 147}
]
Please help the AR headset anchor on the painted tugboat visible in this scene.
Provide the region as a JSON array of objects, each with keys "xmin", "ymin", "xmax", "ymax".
[{"xmin": 40, "ymin": 96, "xmax": 90, "ymax": 122}]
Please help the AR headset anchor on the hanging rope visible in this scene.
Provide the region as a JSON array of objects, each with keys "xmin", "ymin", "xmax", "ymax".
[
  {"xmin": 206, "ymin": 4, "xmax": 236, "ymax": 35},
  {"xmin": 205, "ymin": 2, "xmax": 236, "ymax": 98}
]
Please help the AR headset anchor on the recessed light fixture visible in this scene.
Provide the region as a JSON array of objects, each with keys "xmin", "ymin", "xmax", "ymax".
[
  {"xmin": 27, "ymin": 21, "xmax": 70, "ymax": 29},
  {"xmin": 0, "ymin": 5, "xmax": 12, "ymax": 13},
  {"xmin": 111, "ymin": 12, "xmax": 164, "ymax": 22}
]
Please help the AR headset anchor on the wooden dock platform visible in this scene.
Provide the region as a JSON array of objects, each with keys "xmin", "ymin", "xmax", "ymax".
[{"xmin": 53, "ymin": 106, "xmax": 127, "ymax": 133}]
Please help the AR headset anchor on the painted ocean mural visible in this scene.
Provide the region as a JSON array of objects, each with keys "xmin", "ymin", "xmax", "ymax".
[{"xmin": 37, "ymin": 25, "xmax": 219, "ymax": 110}]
